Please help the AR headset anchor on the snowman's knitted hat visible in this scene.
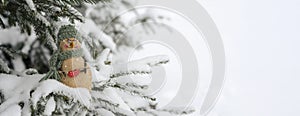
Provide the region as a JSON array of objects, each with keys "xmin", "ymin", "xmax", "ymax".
[{"xmin": 57, "ymin": 25, "xmax": 82, "ymax": 44}]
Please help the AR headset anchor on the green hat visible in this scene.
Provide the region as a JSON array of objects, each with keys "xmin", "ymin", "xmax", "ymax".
[{"xmin": 57, "ymin": 25, "xmax": 82, "ymax": 45}]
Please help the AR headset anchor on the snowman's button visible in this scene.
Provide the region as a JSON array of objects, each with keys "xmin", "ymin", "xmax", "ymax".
[{"xmin": 67, "ymin": 69, "xmax": 80, "ymax": 78}]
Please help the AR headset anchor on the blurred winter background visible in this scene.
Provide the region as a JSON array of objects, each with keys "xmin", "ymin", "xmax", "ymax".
[
  {"xmin": 0, "ymin": 0, "xmax": 299, "ymax": 115},
  {"xmin": 133, "ymin": 0, "xmax": 300, "ymax": 115},
  {"xmin": 200, "ymin": 0, "xmax": 300, "ymax": 115}
]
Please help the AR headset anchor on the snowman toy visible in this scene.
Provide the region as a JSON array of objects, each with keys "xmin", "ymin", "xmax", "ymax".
[{"xmin": 41, "ymin": 25, "xmax": 92, "ymax": 90}]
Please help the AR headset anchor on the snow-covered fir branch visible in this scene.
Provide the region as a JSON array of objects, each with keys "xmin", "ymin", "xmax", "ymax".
[
  {"xmin": 108, "ymin": 82, "xmax": 156, "ymax": 102},
  {"xmin": 110, "ymin": 70, "xmax": 152, "ymax": 79},
  {"xmin": 0, "ymin": 59, "xmax": 9, "ymax": 73},
  {"xmin": 125, "ymin": 82, "xmax": 149, "ymax": 90},
  {"xmin": 0, "ymin": 0, "xmax": 195, "ymax": 115}
]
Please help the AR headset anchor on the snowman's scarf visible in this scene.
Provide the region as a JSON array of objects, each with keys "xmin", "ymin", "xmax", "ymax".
[
  {"xmin": 58, "ymin": 48, "xmax": 84, "ymax": 65},
  {"xmin": 40, "ymin": 48, "xmax": 83, "ymax": 82}
]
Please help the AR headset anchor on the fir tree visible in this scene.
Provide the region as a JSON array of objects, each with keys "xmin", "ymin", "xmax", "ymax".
[{"xmin": 0, "ymin": 0, "xmax": 194, "ymax": 115}]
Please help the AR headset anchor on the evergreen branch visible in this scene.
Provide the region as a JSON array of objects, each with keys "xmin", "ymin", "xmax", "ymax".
[
  {"xmin": 147, "ymin": 59, "xmax": 169, "ymax": 67},
  {"xmin": 110, "ymin": 70, "xmax": 152, "ymax": 79},
  {"xmin": 31, "ymin": 92, "xmax": 89, "ymax": 115},
  {"xmin": 108, "ymin": 82, "xmax": 156, "ymax": 102},
  {"xmin": 156, "ymin": 107, "xmax": 195, "ymax": 115},
  {"xmin": 92, "ymin": 79, "xmax": 148, "ymax": 92},
  {"xmin": 125, "ymin": 83, "xmax": 149, "ymax": 90},
  {"xmin": 93, "ymin": 106, "xmax": 127, "ymax": 116},
  {"xmin": 92, "ymin": 79, "xmax": 112, "ymax": 91},
  {"xmin": 0, "ymin": 0, "xmax": 112, "ymax": 52},
  {"xmin": 68, "ymin": 103, "xmax": 80, "ymax": 116},
  {"xmin": 89, "ymin": 94, "xmax": 130, "ymax": 116},
  {"xmin": 91, "ymin": 84, "xmax": 107, "ymax": 91},
  {"xmin": 92, "ymin": 97, "xmax": 119, "ymax": 108},
  {"xmin": 134, "ymin": 106, "xmax": 195, "ymax": 116},
  {"xmin": 0, "ymin": 91, "xmax": 4, "ymax": 105},
  {"xmin": 0, "ymin": 45, "xmax": 16, "ymax": 58},
  {"xmin": 0, "ymin": 17, "xmax": 4, "ymax": 28},
  {"xmin": 64, "ymin": 4, "xmax": 84, "ymax": 23},
  {"xmin": 134, "ymin": 107, "xmax": 158, "ymax": 116},
  {"xmin": 23, "ymin": 68, "xmax": 38, "ymax": 75},
  {"xmin": 63, "ymin": 0, "xmax": 111, "ymax": 5},
  {"xmin": 0, "ymin": 58, "xmax": 10, "ymax": 73}
]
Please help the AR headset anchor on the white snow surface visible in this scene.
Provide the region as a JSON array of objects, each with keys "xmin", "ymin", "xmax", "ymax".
[
  {"xmin": 0, "ymin": 104, "xmax": 21, "ymax": 116},
  {"xmin": 0, "ymin": 74, "xmax": 91, "ymax": 115},
  {"xmin": 21, "ymin": 28, "xmax": 36, "ymax": 54},
  {"xmin": 32, "ymin": 79, "xmax": 91, "ymax": 108},
  {"xmin": 43, "ymin": 97, "xmax": 55, "ymax": 115},
  {"xmin": 0, "ymin": 59, "xmax": 9, "ymax": 73},
  {"xmin": 25, "ymin": 0, "xmax": 36, "ymax": 11},
  {"xmin": 0, "ymin": 27, "xmax": 27, "ymax": 45},
  {"xmin": 0, "ymin": 74, "xmax": 41, "ymax": 115}
]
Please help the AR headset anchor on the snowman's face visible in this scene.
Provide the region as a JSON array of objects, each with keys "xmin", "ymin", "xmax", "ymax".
[{"xmin": 60, "ymin": 38, "xmax": 81, "ymax": 51}]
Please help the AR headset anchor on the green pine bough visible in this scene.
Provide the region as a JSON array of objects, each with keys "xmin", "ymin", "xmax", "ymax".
[{"xmin": 0, "ymin": 0, "xmax": 195, "ymax": 115}]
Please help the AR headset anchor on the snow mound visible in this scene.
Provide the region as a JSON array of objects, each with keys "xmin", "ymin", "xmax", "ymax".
[
  {"xmin": 0, "ymin": 74, "xmax": 91, "ymax": 115},
  {"xmin": 0, "ymin": 104, "xmax": 21, "ymax": 116},
  {"xmin": 32, "ymin": 79, "xmax": 91, "ymax": 108}
]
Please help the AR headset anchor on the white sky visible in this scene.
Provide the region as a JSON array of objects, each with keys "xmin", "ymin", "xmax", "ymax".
[
  {"xmin": 132, "ymin": 0, "xmax": 300, "ymax": 115},
  {"xmin": 199, "ymin": 0, "xmax": 300, "ymax": 116}
]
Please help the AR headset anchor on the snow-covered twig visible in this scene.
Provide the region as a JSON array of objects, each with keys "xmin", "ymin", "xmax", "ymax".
[
  {"xmin": 110, "ymin": 70, "xmax": 151, "ymax": 79},
  {"xmin": 125, "ymin": 83, "xmax": 148, "ymax": 90},
  {"xmin": 0, "ymin": 59, "xmax": 9, "ymax": 73},
  {"xmin": 108, "ymin": 82, "xmax": 156, "ymax": 102},
  {"xmin": 156, "ymin": 107, "xmax": 195, "ymax": 115}
]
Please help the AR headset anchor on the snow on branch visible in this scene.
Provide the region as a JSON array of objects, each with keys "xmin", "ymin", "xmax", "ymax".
[
  {"xmin": 108, "ymin": 82, "xmax": 156, "ymax": 102},
  {"xmin": 0, "ymin": 104, "xmax": 21, "ymax": 116},
  {"xmin": 0, "ymin": 59, "xmax": 10, "ymax": 73},
  {"xmin": 31, "ymin": 79, "xmax": 91, "ymax": 108},
  {"xmin": 43, "ymin": 97, "xmax": 55, "ymax": 115},
  {"xmin": 134, "ymin": 55, "xmax": 170, "ymax": 67},
  {"xmin": 110, "ymin": 70, "xmax": 151, "ymax": 79},
  {"xmin": 66, "ymin": 4, "xmax": 84, "ymax": 22},
  {"xmin": 134, "ymin": 106, "xmax": 195, "ymax": 116},
  {"xmin": 35, "ymin": 13, "xmax": 50, "ymax": 26},
  {"xmin": 0, "ymin": 74, "xmax": 42, "ymax": 115},
  {"xmin": 80, "ymin": 19, "xmax": 116, "ymax": 51},
  {"xmin": 25, "ymin": 0, "xmax": 36, "ymax": 11},
  {"xmin": 156, "ymin": 107, "xmax": 195, "ymax": 115},
  {"xmin": 110, "ymin": 55, "xmax": 169, "ymax": 79},
  {"xmin": 125, "ymin": 83, "xmax": 149, "ymax": 90},
  {"xmin": 91, "ymin": 91, "xmax": 119, "ymax": 108},
  {"xmin": 92, "ymin": 77, "xmax": 148, "ymax": 94},
  {"xmin": 95, "ymin": 48, "xmax": 111, "ymax": 65},
  {"xmin": 63, "ymin": 0, "xmax": 111, "ymax": 5},
  {"xmin": 0, "ymin": 74, "xmax": 94, "ymax": 115}
]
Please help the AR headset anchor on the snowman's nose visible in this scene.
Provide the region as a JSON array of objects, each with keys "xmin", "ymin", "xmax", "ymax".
[{"xmin": 70, "ymin": 41, "xmax": 75, "ymax": 48}]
